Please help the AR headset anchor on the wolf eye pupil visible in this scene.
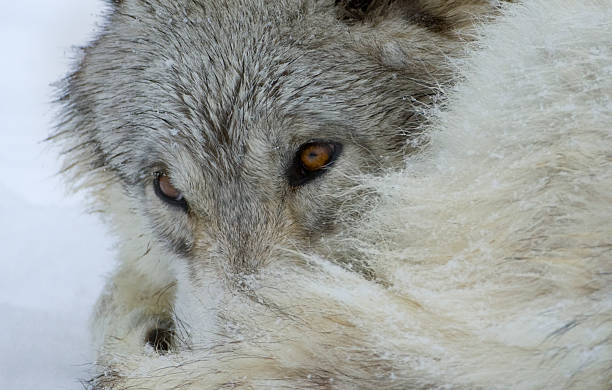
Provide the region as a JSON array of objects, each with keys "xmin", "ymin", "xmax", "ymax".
[
  {"xmin": 301, "ymin": 144, "xmax": 333, "ymax": 171},
  {"xmin": 287, "ymin": 141, "xmax": 342, "ymax": 187},
  {"xmin": 154, "ymin": 173, "xmax": 187, "ymax": 209},
  {"xmin": 159, "ymin": 175, "xmax": 181, "ymax": 199}
]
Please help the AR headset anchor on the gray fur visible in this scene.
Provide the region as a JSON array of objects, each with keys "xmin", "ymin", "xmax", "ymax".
[
  {"xmin": 55, "ymin": 0, "xmax": 497, "ymax": 269},
  {"xmin": 52, "ymin": 0, "xmax": 504, "ymax": 388}
]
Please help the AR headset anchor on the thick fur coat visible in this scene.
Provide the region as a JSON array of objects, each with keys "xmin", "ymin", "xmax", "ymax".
[{"xmin": 54, "ymin": 0, "xmax": 611, "ymax": 388}]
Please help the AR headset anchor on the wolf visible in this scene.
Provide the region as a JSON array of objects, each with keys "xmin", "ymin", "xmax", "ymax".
[{"xmin": 52, "ymin": 0, "xmax": 611, "ymax": 388}]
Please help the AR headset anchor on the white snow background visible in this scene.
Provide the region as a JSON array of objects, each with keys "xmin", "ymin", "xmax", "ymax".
[{"xmin": 0, "ymin": 1, "xmax": 116, "ymax": 389}]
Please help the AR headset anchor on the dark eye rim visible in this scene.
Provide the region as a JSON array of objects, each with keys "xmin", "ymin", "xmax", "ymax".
[
  {"xmin": 153, "ymin": 172, "xmax": 188, "ymax": 210},
  {"xmin": 287, "ymin": 140, "xmax": 343, "ymax": 187}
]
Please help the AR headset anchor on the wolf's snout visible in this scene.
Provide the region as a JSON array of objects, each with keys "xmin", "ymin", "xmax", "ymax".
[{"xmin": 211, "ymin": 186, "xmax": 284, "ymax": 274}]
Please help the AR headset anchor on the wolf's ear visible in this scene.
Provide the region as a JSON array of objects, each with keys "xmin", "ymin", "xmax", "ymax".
[
  {"xmin": 334, "ymin": 0, "xmax": 371, "ymax": 17},
  {"xmin": 335, "ymin": 0, "xmax": 390, "ymax": 21},
  {"xmin": 335, "ymin": 0, "xmax": 498, "ymax": 32}
]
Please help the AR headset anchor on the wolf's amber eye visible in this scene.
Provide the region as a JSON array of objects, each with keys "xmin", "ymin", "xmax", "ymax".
[
  {"xmin": 287, "ymin": 141, "xmax": 342, "ymax": 187},
  {"xmin": 300, "ymin": 143, "xmax": 333, "ymax": 171},
  {"xmin": 154, "ymin": 173, "xmax": 187, "ymax": 209}
]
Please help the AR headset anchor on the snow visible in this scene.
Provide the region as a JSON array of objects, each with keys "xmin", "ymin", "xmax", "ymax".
[{"xmin": 0, "ymin": 1, "xmax": 115, "ymax": 389}]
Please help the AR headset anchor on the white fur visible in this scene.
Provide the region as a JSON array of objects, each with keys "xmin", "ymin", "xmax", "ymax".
[{"xmin": 93, "ymin": 0, "xmax": 612, "ymax": 388}]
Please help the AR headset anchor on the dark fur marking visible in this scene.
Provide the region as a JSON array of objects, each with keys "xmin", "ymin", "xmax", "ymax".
[
  {"xmin": 145, "ymin": 327, "xmax": 175, "ymax": 353},
  {"xmin": 335, "ymin": 0, "xmax": 377, "ymax": 13},
  {"xmin": 336, "ymin": 0, "xmax": 451, "ymax": 32}
]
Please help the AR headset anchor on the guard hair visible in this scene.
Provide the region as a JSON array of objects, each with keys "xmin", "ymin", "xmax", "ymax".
[{"xmin": 55, "ymin": 0, "xmax": 611, "ymax": 388}]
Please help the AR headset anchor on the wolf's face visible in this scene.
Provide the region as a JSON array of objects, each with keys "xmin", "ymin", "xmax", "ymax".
[{"xmin": 62, "ymin": 0, "xmax": 479, "ymax": 278}]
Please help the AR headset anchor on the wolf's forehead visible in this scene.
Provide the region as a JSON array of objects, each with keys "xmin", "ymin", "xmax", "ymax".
[
  {"xmin": 157, "ymin": 56, "xmax": 309, "ymax": 177},
  {"xmin": 145, "ymin": 13, "xmax": 312, "ymax": 149},
  {"xmin": 114, "ymin": 1, "xmax": 352, "ymax": 173},
  {"xmin": 163, "ymin": 52, "xmax": 303, "ymax": 165}
]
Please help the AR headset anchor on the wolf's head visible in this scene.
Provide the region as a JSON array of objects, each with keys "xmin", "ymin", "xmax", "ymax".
[{"xmin": 55, "ymin": 0, "xmax": 491, "ymax": 277}]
